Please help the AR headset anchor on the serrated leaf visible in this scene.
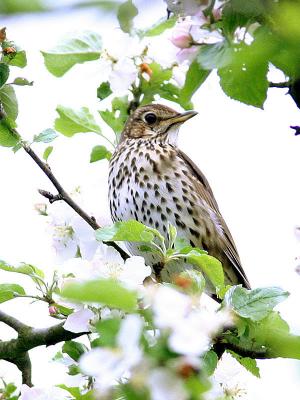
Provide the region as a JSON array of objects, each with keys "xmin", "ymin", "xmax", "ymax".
[
  {"xmin": 180, "ymin": 60, "xmax": 210, "ymax": 106},
  {"xmin": 197, "ymin": 42, "xmax": 231, "ymax": 70},
  {"xmin": 43, "ymin": 145, "xmax": 53, "ymax": 161},
  {"xmin": 224, "ymin": 286, "xmax": 289, "ymax": 321},
  {"xmin": 186, "ymin": 251, "xmax": 224, "ymax": 290},
  {"xmin": 95, "ymin": 220, "xmax": 155, "ymax": 243},
  {"xmin": 218, "ymin": 43, "xmax": 268, "ymax": 108},
  {"xmin": 202, "ymin": 350, "xmax": 218, "ymax": 376},
  {"xmin": 99, "ymin": 96, "xmax": 129, "ymax": 137},
  {"xmin": 5, "ymin": 50, "xmax": 27, "ymax": 68},
  {"xmin": 0, "ymin": 63, "xmax": 9, "ymax": 88},
  {"xmin": 97, "ymin": 81, "xmax": 112, "ymax": 100},
  {"xmin": 0, "ymin": 119, "xmax": 19, "ymax": 147},
  {"xmin": 228, "ymin": 350, "xmax": 260, "ymax": 377},
  {"xmin": 0, "ymin": 260, "xmax": 44, "ymax": 278},
  {"xmin": 34, "ymin": 128, "xmax": 58, "ymax": 143},
  {"xmin": 0, "ymin": 283, "xmax": 25, "ymax": 303},
  {"xmin": 143, "ymin": 16, "xmax": 176, "ymax": 37},
  {"xmin": 0, "ymin": 84, "xmax": 18, "ymax": 121},
  {"xmin": 117, "ymin": 0, "xmax": 138, "ymax": 33},
  {"xmin": 55, "ymin": 105, "xmax": 101, "ymax": 136},
  {"xmin": 90, "ymin": 145, "xmax": 112, "ymax": 163},
  {"xmin": 12, "ymin": 77, "xmax": 33, "ymax": 86},
  {"xmin": 61, "ymin": 279, "xmax": 137, "ymax": 312},
  {"xmin": 62, "ymin": 340, "xmax": 87, "ymax": 361},
  {"xmin": 41, "ymin": 31, "xmax": 102, "ymax": 77}
]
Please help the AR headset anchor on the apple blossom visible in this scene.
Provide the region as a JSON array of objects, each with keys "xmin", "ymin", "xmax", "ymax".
[
  {"xmin": 80, "ymin": 315, "xmax": 143, "ymax": 392},
  {"xmin": 63, "ymin": 308, "xmax": 94, "ymax": 333},
  {"xmin": 61, "ymin": 243, "xmax": 151, "ymax": 291},
  {"xmin": 148, "ymin": 368, "xmax": 188, "ymax": 400},
  {"xmin": 20, "ymin": 385, "xmax": 73, "ymax": 400}
]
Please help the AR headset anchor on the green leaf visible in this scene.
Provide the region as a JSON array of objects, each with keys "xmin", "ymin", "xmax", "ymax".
[
  {"xmin": 0, "ymin": 283, "xmax": 25, "ymax": 303},
  {"xmin": 179, "ymin": 60, "xmax": 210, "ymax": 106},
  {"xmin": 244, "ymin": 312, "xmax": 300, "ymax": 359},
  {"xmin": 224, "ymin": 286, "xmax": 289, "ymax": 321},
  {"xmin": 143, "ymin": 16, "xmax": 176, "ymax": 37},
  {"xmin": 5, "ymin": 50, "xmax": 27, "ymax": 68},
  {"xmin": 117, "ymin": 0, "xmax": 138, "ymax": 33},
  {"xmin": 0, "ymin": 63, "xmax": 9, "ymax": 88},
  {"xmin": 218, "ymin": 43, "xmax": 268, "ymax": 108},
  {"xmin": 41, "ymin": 31, "xmax": 102, "ymax": 77},
  {"xmin": 228, "ymin": 350, "xmax": 260, "ymax": 377},
  {"xmin": 99, "ymin": 96, "xmax": 129, "ymax": 138},
  {"xmin": 62, "ymin": 341, "xmax": 87, "ymax": 361},
  {"xmin": 95, "ymin": 318, "xmax": 121, "ymax": 347},
  {"xmin": 95, "ymin": 220, "xmax": 155, "ymax": 243},
  {"xmin": 0, "ymin": 260, "xmax": 44, "ymax": 278},
  {"xmin": 55, "ymin": 105, "xmax": 101, "ymax": 136},
  {"xmin": 61, "ymin": 279, "xmax": 137, "ymax": 312},
  {"xmin": 202, "ymin": 350, "xmax": 218, "ymax": 376},
  {"xmin": 34, "ymin": 128, "xmax": 58, "ymax": 143},
  {"xmin": 0, "ymin": 84, "xmax": 18, "ymax": 121},
  {"xmin": 58, "ymin": 385, "xmax": 95, "ymax": 400},
  {"xmin": 197, "ymin": 42, "xmax": 231, "ymax": 70},
  {"xmin": 0, "ymin": 119, "xmax": 19, "ymax": 147},
  {"xmin": 0, "ymin": 0, "xmax": 45, "ymax": 13},
  {"xmin": 43, "ymin": 145, "xmax": 53, "ymax": 161},
  {"xmin": 97, "ymin": 81, "xmax": 112, "ymax": 100},
  {"xmin": 186, "ymin": 251, "xmax": 224, "ymax": 290},
  {"xmin": 90, "ymin": 145, "xmax": 112, "ymax": 163},
  {"xmin": 11, "ymin": 77, "xmax": 33, "ymax": 86}
]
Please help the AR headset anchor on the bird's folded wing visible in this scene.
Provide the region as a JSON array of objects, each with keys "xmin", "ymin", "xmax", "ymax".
[{"xmin": 177, "ymin": 149, "xmax": 251, "ymax": 289}]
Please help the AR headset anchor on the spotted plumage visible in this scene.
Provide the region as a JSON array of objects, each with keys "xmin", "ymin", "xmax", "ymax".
[{"xmin": 108, "ymin": 104, "xmax": 250, "ymax": 289}]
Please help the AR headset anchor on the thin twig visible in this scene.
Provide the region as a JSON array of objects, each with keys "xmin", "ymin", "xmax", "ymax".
[
  {"xmin": 21, "ymin": 143, "xmax": 129, "ymax": 260},
  {"xmin": 269, "ymin": 81, "xmax": 290, "ymax": 88}
]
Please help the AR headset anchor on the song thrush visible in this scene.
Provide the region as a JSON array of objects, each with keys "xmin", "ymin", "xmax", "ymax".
[{"xmin": 108, "ymin": 104, "xmax": 250, "ymax": 289}]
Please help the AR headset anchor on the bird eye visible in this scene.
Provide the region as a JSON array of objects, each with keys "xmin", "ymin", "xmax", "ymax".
[{"xmin": 144, "ymin": 112, "xmax": 157, "ymax": 124}]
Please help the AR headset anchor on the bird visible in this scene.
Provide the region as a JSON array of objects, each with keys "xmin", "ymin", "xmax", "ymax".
[{"xmin": 108, "ymin": 103, "xmax": 250, "ymax": 290}]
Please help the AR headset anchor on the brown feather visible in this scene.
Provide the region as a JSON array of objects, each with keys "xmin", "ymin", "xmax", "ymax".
[{"xmin": 177, "ymin": 149, "xmax": 251, "ymax": 289}]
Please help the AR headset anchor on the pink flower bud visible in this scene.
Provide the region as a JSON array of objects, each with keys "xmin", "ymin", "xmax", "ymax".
[
  {"xmin": 48, "ymin": 305, "xmax": 58, "ymax": 316},
  {"xmin": 171, "ymin": 31, "xmax": 193, "ymax": 49},
  {"xmin": 34, "ymin": 202, "xmax": 47, "ymax": 216},
  {"xmin": 212, "ymin": 7, "xmax": 222, "ymax": 21}
]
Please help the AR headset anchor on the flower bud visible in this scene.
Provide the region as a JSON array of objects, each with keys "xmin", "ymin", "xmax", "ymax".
[
  {"xmin": 48, "ymin": 305, "xmax": 58, "ymax": 316},
  {"xmin": 171, "ymin": 31, "xmax": 193, "ymax": 49},
  {"xmin": 140, "ymin": 63, "xmax": 152, "ymax": 77},
  {"xmin": 212, "ymin": 7, "xmax": 222, "ymax": 21},
  {"xmin": 34, "ymin": 202, "xmax": 48, "ymax": 216}
]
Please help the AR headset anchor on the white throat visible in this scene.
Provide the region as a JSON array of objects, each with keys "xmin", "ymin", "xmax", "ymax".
[{"xmin": 165, "ymin": 126, "xmax": 179, "ymax": 145}]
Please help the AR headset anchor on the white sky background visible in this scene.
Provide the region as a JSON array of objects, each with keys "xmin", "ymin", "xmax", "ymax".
[{"xmin": 0, "ymin": 0, "xmax": 300, "ymax": 398}]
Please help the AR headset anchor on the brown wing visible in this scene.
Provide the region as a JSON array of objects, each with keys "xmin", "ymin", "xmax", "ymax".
[{"xmin": 177, "ymin": 149, "xmax": 251, "ymax": 289}]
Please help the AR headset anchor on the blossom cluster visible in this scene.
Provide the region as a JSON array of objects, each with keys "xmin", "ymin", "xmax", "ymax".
[{"xmin": 25, "ymin": 199, "xmax": 242, "ymax": 400}]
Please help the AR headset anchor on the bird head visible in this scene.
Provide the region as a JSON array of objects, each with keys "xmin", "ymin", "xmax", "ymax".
[{"xmin": 120, "ymin": 104, "xmax": 198, "ymax": 145}]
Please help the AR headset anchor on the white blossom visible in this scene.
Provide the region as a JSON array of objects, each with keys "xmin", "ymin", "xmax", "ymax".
[
  {"xmin": 61, "ymin": 243, "xmax": 151, "ymax": 291},
  {"xmin": 20, "ymin": 385, "xmax": 73, "ymax": 400},
  {"xmin": 109, "ymin": 57, "xmax": 138, "ymax": 94},
  {"xmin": 45, "ymin": 200, "xmax": 99, "ymax": 262},
  {"xmin": 80, "ymin": 315, "xmax": 143, "ymax": 392},
  {"xmin": 148, "ymin": 368, "xmax": 188, "ymax": 400},
  {"xmin": 151, "ymin": 285, "xmax": 230, "ymax": 356},
  {"xmin": 63, "ymin": 308, "xmax": 94, "ymax": 333}
]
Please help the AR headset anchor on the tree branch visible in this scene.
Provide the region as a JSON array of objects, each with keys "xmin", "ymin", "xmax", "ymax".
[
  {"xmin": 0, "ymin": 311, "xmax": 88, "ymax": 386},
  {"xmin": 0, "ymin": 310, "xmax": 28, "ymax": 333},
  {"xmin": 21, "ymin": 143, "xmax": 129, "ymax": 260}
]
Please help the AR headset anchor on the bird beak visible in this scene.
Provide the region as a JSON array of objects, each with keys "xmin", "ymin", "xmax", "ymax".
[{"xmin": 167, "ymin": 110, "xmax": 198, "ymax": 125}]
